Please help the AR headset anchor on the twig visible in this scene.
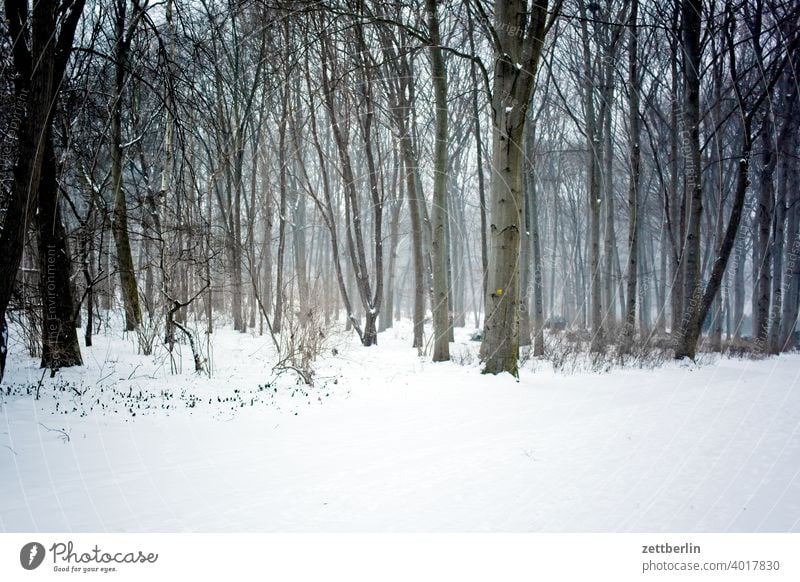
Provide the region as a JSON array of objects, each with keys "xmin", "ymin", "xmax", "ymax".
[
  {"xmin": 127, "ymin": 363, "xmax": 142, "ymax": 380},
  {"xmin": 95, "ymin": 371, "xmax": 114, "ymax": 385},
  {"xmin": 37, "ymin": 423, "xmax": 71, "ymax": 443}
]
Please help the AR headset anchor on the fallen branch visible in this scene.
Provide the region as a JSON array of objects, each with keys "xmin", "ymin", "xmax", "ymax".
[{"xmin": 38, "ymin": 423, "xmax": 71, "ymax": 443}]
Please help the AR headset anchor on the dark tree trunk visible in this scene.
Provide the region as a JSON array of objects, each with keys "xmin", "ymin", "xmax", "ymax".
[
  {"xmin": 274, "ymin": 85, "xmax": 289, "ymax": 334},
  {"xmin": 428, "ymin": 0, "xmax": 450, "ymax": 362},
  {"xmin": 778, "ymin": 77, "xmax": 799, "ymax": 350},
  {"xmin": 621, "ymin": 0, "xmax": 641, "ymax": 355},
  {"xmin": 0, "ymin": 0, "xmax": 86, "ymax": 381},
  {"xmin": 111, "ymin": 0, "xmax": 143, "ymax": 332},
  {"xmin": 38, "ymin": 136, "xmax": 82, "ymax": 370},
  {"xmin": 678, "ymin": 0, "xmax": 704, "ymax": 353},
  {"xmin": 676, "ymin": 145, "xmax": 751, "ymax": 359},
  {"xmin": 769, "ymin": 109, "xmax": 789, "ymax": 353},
  {"xmin": 733, "ymin": 239, "xmax": 746, "ymax": 338},
  {"xmin": 753, "ymin": 115, "xmax": 775, "ymax": 348}
]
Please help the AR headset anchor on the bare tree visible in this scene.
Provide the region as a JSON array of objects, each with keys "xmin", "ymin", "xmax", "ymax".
[{"xmin": 479, "ymin": 0, "xmax": 560, "ymax": 375}]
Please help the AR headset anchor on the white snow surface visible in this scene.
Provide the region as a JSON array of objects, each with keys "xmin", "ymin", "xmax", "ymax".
[{"xmin": 1, "ymin": 320, "xmax": 799, "ymax": 532}]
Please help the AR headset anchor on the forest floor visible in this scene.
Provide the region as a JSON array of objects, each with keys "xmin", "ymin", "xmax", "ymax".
[{"xmin": 1, "ymin": 316, "xmax": 799, "ymax": 532}]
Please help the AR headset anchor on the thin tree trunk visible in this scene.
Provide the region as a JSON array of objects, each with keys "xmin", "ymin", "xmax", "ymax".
[
  {"xmin": 668, "ymin": 15, "xmax": 684, "ymax": 337},
  {"xmin": 678, "ymin": 0, "xmax": 703, "ymax": 351},
  {"xmin": 733, "ymin": 238, "xmax": 746, "ymax": 338},
  {"xmin": 466, "ymin": 5, "xmax": 489, "ymax": 311},
  {"xmin": 530, "ymin": 165, "xmax": 546, "ymax": 357},
  {"xmin": 601, "ymin": 50, "xmax": 617, "ymax": 339},
  {"xmin": 753, "ymin": 114, "xmax": 775, "ymax": 348},
  {"xmin": 380, "ymin": 185, "xmax": 403, "ymax": 332},
  {"xmin": 428, "ymin": 0, "xmax": 449, "ymax": 361},
  {"xmin": 780, "ymin": 104, "xmax": 800, "ymax": 349},
  {"xmin": 621, "ymin": 0, "xmax": 640, "ymax": 354},
  {"xmin": 111, "ymin": 0, "xmax": 142, "ymax": 332},
  {"xmin": 676, "ymin": 136, "xmax": 752, "ymax": 359},
  {"xmin": 578, "ymin": 1, "xmax": 604, "ymax": 352},
  {"xmin": 274, "ymin": 85, "xmax": 289, "ymax": 334}
]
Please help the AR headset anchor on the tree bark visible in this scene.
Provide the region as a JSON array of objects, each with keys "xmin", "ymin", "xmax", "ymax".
[
  {"xmin": 621, "ymin": 0, "xmax": 640, "ymax": 354},
  {"xmin": 678, "ymin": 0, "xmax": 703, "ymax": 352},
  {"xmin": 273, "ymin": 83, "xmax": 289, "ymax": 334},
  {"xmin": 427, "ymin": 0, "xmax": 450, "ymax": 362},
  {"xmin": 481, "ymin": 0, "xmax": 552, "ymax": 375},
  {"xmin": 111, "ymin": 0, "xmax": 143, "ymax": 332},
  {"xmin": 675, "ymin": 141, "xmax": 751, "ymax": 359},
  {"xmin": 0, "ymin": 0, "xmax": 86, "ymax": 381},
  {"xmin": 753, "ymin": 114, "xmax": 775, "ymax": 348},
  {"xmin": 777, "ymin": 74, "xmax": 799, "ymax": 350},
  {"xmin": 38, "ymin": 134, "xmax": 82, "ymax": 370},
  {"xmin": 577, "ymin": 0, "xmax": 605, "ymax": 352}
]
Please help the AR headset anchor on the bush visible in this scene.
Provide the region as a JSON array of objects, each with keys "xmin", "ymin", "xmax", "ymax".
[
  {"xmin": 721, "ymin": 337, "xmax": 769, "ymax": 359},
  {"xmin": 274, "ymin": 306, "xmax": 331, "ymax": 385}
]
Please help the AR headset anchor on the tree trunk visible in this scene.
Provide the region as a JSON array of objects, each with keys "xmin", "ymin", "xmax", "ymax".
[
  {"xmin": 530, "ymin": 167, "xmax": 546, "ymax": 357},
  {"xmin": 380, "ymin": 186, "xmax": 403, "ymax": 332},
  {"xmin": 427, "ymin": 0, "xmax": 449, "ymax": 361},
  {"xmin": 733, "ymin": 238, "xmax": 746, "ymax": 338},
  {"xmin": 621, "ymin": 0, "xmax": 640, "ymax": 355},
  {"xmin": 111, "ymin": 0, "xmax": 142, "ymax": 332},
  {"xmin": 481, "ymin": 0, "xmax": 551, "ymax": 375},
  {"xmin": 426, "ymin": 0, "xmax": 451, "ymax": 362},
  {"xmin": 523, "ymin": 119, "xmax": 545, "ymax": 356},
  {"xmin": 291, "ymin": 81, "xmax": 309, "ymax": 317},
  {"xmin": 753, "ymin": 114, "xmax": 775, "ymax": 348},
  {"xmin": 676, "ymin": 144, "xmax": 751, "ymax": 359},
  {"xmin": 274, "ymin": 85, "xmax": 289, "ymax": 334},
  {"xmin": 577, "ymin": 2, "xmax": 605, "ymax": 352},
  {"xmin": 467, "ymin": 5, "xmax": 489, "ymax": 314},
  {"xmin": 601, "ymin": 49, "xmax": 617, "ymax": 339},
  {"xmin": 520, "ymin": 164, "xmax": 532, "ymax": 348},
  {"xmin": 770, "ymin": 139, "xmax": 787, "ymax": 354},
  {"xmin": 38, "ymin": 135, "xmax": 82, "ymax": 370},
  {"xmin": 777, "ymin": 79, "xmax": 799, "ymax": 350},
  {"xmin": 668, "ymin": 28, "xmax": 684, "ymax": 338},
  {"xmin": 709, "ymin": 51, "xmax": 726, "ymax": 353},
  {"xmin": 678, "ymin": 0, "xmax": 703, "ymax": 352},
  {"xmin": 231, "ymin": 141, "xmax": 245, "ymax": 332}
]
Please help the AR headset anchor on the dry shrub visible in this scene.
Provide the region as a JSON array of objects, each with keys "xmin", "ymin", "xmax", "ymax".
[
  {"xmin": 451, "ymin": 344, "xmax": 477, "ymax": 366},
  {"xmin": 276, "ymin": 306, "xmax": 330, "ymax": 385},
  {"xmin": 538, "ymin": 330, "xmax": 672, "ymax": 375},
  {"xmin": 720, "ymin": 337, "xmax": 770, "ymax": 359},
  {"xmin": 136, "ymin": 312, "xmax": 161, "ymax": 356}
]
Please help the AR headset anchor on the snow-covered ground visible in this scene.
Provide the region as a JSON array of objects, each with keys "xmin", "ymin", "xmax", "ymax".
[{"xmin": 1, "ymin": 319, "xmax": 799, "ymax": 532}]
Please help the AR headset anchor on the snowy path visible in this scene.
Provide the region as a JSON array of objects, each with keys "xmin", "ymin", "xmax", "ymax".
[{"xmin": 1, "ymin": 325, "xmax": 799, "ymax": 532}]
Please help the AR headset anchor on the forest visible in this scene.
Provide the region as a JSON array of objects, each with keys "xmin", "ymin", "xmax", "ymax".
[
  {"xmin": 2, "ymin": 0, "xmax": 800, "ymax": 535},
  {"xmin": 1, "ymin": 0, "xmax": 799, "ymax": 381}
]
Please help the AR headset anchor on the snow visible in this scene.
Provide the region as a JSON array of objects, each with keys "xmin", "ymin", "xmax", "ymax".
[{"xmin": 2, "ymin": 320, "xmax": 799, "ymax": 532}]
